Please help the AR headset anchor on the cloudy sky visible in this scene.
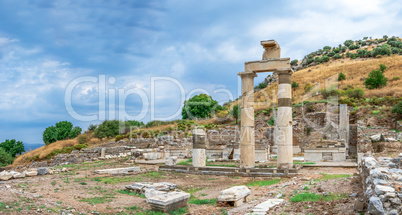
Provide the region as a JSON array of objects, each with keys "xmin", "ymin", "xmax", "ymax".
[{"xmin": 0, "ymin": 0, "xmax": 401, "ymax": 144}]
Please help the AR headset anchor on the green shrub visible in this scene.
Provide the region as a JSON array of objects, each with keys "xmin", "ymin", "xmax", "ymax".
[
  {"xmin": 391, "ymin": 101, "xmax": 402, "ymax": 117},
  {"xmin": 344, "ymin": 40, "xmax": 354, "ymax": 47},
  {"xmin": 321, "ymin": 87, "xmax": 339, "ymax": 99},
  {"xmin": 267, "ymin": 117, "xmax": 275, "ymax": 126},
  {"xmin": 94, "ymin": 120, "xmax": 120, "ymax": 139},
  {"xmin": 255, "ymin": 82, "xmax": 268, "ymax": 89},
  {"xmin": 0, "ymin": 148, "xmax": 14, "ymax": 167},
  {"xmin": 364, "ymin": 64, "xmax": 388, "ymax": 89},
  {"xmin": 345, "ymin": 88, "xmax": 364, "ymax": 99},
  {"xmin": 290, "ymin": 59, "xmax": 298, "ymax": 66},
  {"xmin": 338, "ymin": 72, "xmax": 346, "ymax": 81},
  {"xmin": 182, "ymin": 94, "xmax": 222, "ymax": 119},
  {"xmin": 291, "ymin": 81, "xmax": 299, "ymax": 88},
  {"xmin": 77, "ymin": 134, "xmax": 89, "ymax": 145},
  {"xmin": 306, "ymin": 127, "xmax": 312, "ymax": 136},
  {"xmin": 115, "ymin": 135, "xmax": 124, "ymax": 142},
  {"xmin": 392, "ymin": 76, "xmax": 400, "ymax": 81},
  {"xmin": 0, "ymin": 139, "xmax": 25, "ymax": 157},
  {"xmin": 339, "ymin": 98, "xmax": 356, "ymax": 107},
  {"xmin": 304, "ymin": 83, "xmax": 314, "ymax": 93},
  {"xmin": 372, "ymin": 44, "xmax": 392, "ymax": 57},
  {"xmin": 43, "ymin": 143, "xmax": 89, "ymax": 160},
  {"xmin": 88, "ymin": 124, "xmax": 97, "ymax": 131},
  {"xmin": 43, "ymin": 121, "xmax": 82, "ymax": 145}
]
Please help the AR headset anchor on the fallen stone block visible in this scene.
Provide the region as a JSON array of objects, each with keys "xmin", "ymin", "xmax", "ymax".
[
  {"xmin": 368, "ymin": 196, "xmax": 385, "ymax": 215},
  {"xmin": 37, "ymin": 167, "xmax": 49, "ymax": 175},
  {"xmin": 217, "ymin": 186, "xmax": 251, "ymax": 207},
  {"xmin": 10, "ymin": 171, "xmax": 25, "ymax": 179},
  {"xmin": 24, "ymin": 171, "xmax": 38, "ymax": 177},
  {"xmin": 0, "ymin": 171, "xmax": 12, "ymax": 181},
  {"xmin": 144, "ymin": 153, "xmax": 162, "ymax": 160},
  {"xmin": 374, "ymin": 185, "xmax": 395, "ymax": 195},
  {"xmin": 147, "ymin": 191, "xmax": 190, "ymax": 212},
  {"xmin": 126, "ymin": 182, "xmax": 177, "ymax": 193},
  {"xmin": 251, "ymin": 199, "xmax": 284, "ymax": 215},
  {"xmin": 94, "ymin": 167, "xmax": 140, "ymax": 174},
  {"xmin": 165, "ymin": 157, "xmax": 177, "ymax": 166},
  {"xmin": 145, "ymin": 189, "xmax": 166, "ymax": 199}
]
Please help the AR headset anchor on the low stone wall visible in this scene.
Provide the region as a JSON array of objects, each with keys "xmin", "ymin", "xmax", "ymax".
[
  {"xmin": 304, "ymin": 147, "xmax": 346, "ymax": 162},
  {"xmin": 360, "ymin": 155, "xmax": 402, "ymax": 215}
]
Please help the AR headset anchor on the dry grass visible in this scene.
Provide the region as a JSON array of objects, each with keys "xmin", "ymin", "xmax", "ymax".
[
  {"xmin": 12, "ymin": 137, "xmax": 101, "ymax": 166},
  {"xmin": 254, "ymin": 55, "xmax": 402, "ymax": 104}
]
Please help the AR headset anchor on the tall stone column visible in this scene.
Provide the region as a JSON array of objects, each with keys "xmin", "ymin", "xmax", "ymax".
[
  {"xmin": 192, "ymin": 128, "xmax": 206, "ymax": 167},
  {"xmin": 339, "ymin": 104, "xmax": 349, "ymax": 156},
  {"xmin": 238, "ymin": 71, "xmax": 257, "ymax": 168},
  {"xmin": 276, "ymin": 68, "xmax": 293, "ymax": 169}
]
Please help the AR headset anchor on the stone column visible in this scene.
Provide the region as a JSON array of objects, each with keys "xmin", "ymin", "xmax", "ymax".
[
  {"xmin": 100, "ymin": 148, "xmax": 106, "ymax": 159},
  {"xmin": 276, "ymin": 68, "xmax": 293, "ymax": 169},
  {"xmin": 192, "ymin": 128, "xmax": 206, "ymax": 167},
  {"xmin": 339, "ymin": 104, "xmax": 349, "ymax": 156},
  {"xmin": 238, "ymin": 71, "xmax": 257, "ymax": 168}
]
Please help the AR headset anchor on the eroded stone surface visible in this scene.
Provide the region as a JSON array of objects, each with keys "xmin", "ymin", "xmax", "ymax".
[
  {"xmin": 94, "ymin": 167, "xmax": 140, "ymax": 174},
  {"xmin": 251, "ymin": 199, "xmax": 284, "ymax": 215},
  {"xmin": 126, "ymin": 182, "xmax": 177, "ymax": 193},
  {"xmin": 0, "ymin": 171, "xmax": 12, "ymax": 181},
  {"xmin": 147, "ymin": 191, "xmax": 190, "ymax": 212},
  {"xmin": 217, "ymin": 186, "xmax": 251, "ymax": 205},
  {"xmin": 165, "ymin": 156, "xmax": 177, "ymax": 166},
  {"xmin": 37, "ymin": 167, "xmax": 49, "ymax": 175}
]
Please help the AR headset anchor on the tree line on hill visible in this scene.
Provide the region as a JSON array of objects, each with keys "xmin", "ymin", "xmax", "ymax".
[{"xmin": 289, "ymin": 36, "xmax": 402, "ymax": 69}]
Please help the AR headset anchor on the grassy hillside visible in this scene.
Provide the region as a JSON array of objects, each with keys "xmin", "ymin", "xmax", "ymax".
[
  {"xmin": 253, "ymin": 55, "xmax": 402, "ymax": 110},
  {"xmin": 12, "ymin": 135, "xmax": 101, "ymax": 167}
]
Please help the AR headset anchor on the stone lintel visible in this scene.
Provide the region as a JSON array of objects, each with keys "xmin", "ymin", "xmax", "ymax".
[{"xmin": 244, "ymin": 58, "xmax": 290, "ymax": 73}]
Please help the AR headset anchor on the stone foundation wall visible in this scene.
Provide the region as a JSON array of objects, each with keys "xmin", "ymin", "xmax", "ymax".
[{"xmin": 360, "ymin": 155, "xmax": 402, "ymax": 215}]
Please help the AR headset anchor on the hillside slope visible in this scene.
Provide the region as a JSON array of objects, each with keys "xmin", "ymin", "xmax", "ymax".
[{"xmin": 253, "ymin": 55, "xmax": 402, "ymax": 109}]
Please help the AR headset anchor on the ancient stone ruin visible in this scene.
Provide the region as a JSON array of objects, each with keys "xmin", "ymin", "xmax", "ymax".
[{"xmin": 238, "ymin": 40, "xmax": 293, "ymax": 169}]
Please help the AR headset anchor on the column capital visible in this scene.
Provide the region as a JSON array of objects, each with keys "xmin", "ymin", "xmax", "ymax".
[
  {"xmin": 274, "ymin": 68, "xmax": 293, "ymax": 75},
  {"xmin": 237, "ymin": 71, "xmax": 257, "ymax": 78}
]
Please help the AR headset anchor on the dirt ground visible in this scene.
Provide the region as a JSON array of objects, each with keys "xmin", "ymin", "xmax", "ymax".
[{"xmin": 0, "ymin": 159, "xmax": 361, "ymax": 215}]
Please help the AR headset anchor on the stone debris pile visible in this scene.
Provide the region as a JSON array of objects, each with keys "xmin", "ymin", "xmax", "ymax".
[{"xmin": 360, "ymin": 154, "xmax": 402, "ymax": 215}]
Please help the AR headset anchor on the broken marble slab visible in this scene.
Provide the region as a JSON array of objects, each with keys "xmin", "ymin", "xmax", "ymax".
[
  {"xmin": 145, "ymin": 189, "xmax": 167, "ymax": 199},
  {"xmin": 94, "ymin": 167, "xmax": 140, "ymax": 175},
  {"xmin": 147, "ymin": 191, "xmax": 190, "ymax": 212},
  {"xmin": 126, "ymin": 182, "xmax": 177, "ymax": 193},
  {"xmin": 250, "ymin": 199, "xmax": 284, "ymax": 215},
  {"xmin": 10, "ymin": 171, "xmax": 25, "ymax": 179},
  {"xmin": 0, "ymin": 171, "xmax": 13, "ymax": 181},
  {"xmin": 217, "ymin": 186, "xmax": 251, "ymax": 207}
]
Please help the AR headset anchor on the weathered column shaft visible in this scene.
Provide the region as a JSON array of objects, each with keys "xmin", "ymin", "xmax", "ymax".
[
  {"xmin": 238, "ymin": 71, "xmax": 257, "ymax": 168},
  {"xmin": 192, "ymin": 128, "xmax": 206, "ymax": 167},
  {"xmin": 276, "ymin": 70, "xmax": 293, "ymax": 169},
  {"xmin": 339, "ymin": 104, "xmax": 349, "ymax": 156}
]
